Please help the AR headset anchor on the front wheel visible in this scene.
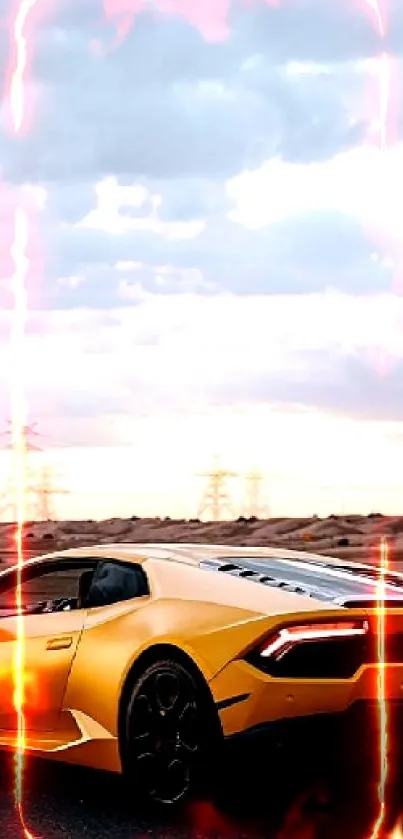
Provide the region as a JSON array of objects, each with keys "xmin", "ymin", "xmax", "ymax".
[{"xmin": 121, "ymin": 658, "xmax": 217, "ymax": 809}]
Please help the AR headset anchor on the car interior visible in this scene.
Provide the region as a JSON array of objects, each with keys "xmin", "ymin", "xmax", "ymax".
[
  {"xmin": 78, "ymin": 562, "xmax": 149, "ymax": 608},
  {"xmin": 0, "ymin": 560, "xmax": 149, "ymax": 617}
]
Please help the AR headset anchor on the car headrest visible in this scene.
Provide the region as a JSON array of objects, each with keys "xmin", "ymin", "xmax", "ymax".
[
  {"xmin": 78, "ymin": 569, "xmax": 96, "ymax": 608},
  {"xmin": 84, "ymin": 562, "xmax": 146, "ymax": 608}
]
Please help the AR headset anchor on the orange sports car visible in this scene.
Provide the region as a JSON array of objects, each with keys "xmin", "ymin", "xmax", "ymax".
[{"xmin": 0, "ymin": 542, "xmax": 401, "ymax": 806}]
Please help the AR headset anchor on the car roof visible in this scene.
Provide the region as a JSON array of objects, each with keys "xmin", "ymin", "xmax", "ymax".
[
  {"xmin": 12, "ymin": 542, "xmax": 402, "ymax": 609},
  {"xmin": 28, "ymin": 541, "xmax": 355, "ymax": 569}
]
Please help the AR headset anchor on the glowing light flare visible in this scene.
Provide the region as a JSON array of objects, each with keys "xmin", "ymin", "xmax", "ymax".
[
  {"xmin": 276, "ymin": 787, "xmax": 328, "ymax": 839},
  {"xmin": 17, "ymin": 805, "xmax": 36, "ymax": 839},
  {"xmin": 359, "ymin": 4, "xmax": 398, "ymax": 833},
  {"xmin": 363, "ymin": 0, "xmax": 386, "ymax": 36},
  {"xmin": 7, "ymin": 2, "xmax": 40, "ymax": 835},
  {"xmin": 186, "ymin": 800, "xmax": 240, "ymax": 838},
  {"xmin": 369, "ymin": 536, "xmax": 389, "ymax": 839},
  {"xmin": 7, "ymin": 0, "xmax": 41, "ymax": 134},
  {"xmin": 358, "ymin": 18, "xmax": 396, "ymax": 834},
  {"xmin": 360, "ymin": 11, "xmax": 395, "ymax": 835},
  {"xmin": 376, "ymin": 50, "xmax": 391, "ymax": 152},
  {"xmin": 12, "ymin": 669, "xmax": 41, "ymax": 713},
  {"xmin": 10, "ymin": 204, "xmax": 30, "ymax": 825},
  {"xmin": 361, "ymin": 1, "xmax": 390, "ymax": 153}
]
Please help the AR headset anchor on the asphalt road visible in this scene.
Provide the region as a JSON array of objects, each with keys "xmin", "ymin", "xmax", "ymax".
[{"xmin": 0, "ymin": 754, "xmax": 401, "ymax": 839}]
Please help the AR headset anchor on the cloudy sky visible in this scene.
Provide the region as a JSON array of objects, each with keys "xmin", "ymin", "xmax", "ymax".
[{"xmin": 1, "ymin": 0, "xmax": 403, "ymax": 521}]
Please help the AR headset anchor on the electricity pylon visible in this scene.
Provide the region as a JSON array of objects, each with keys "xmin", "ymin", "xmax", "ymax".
[
  {"xmin": 242, "ymin": 469, "xmax": 269, "ymax": 519},
  {"xmin": 197, "ymin": 458, "xmax": 238, "ymax": 521},
  {"xmin": 0, "ymin": 422, "xmax": 68, "ymax": 521},
  {"xmin": 0, "ymin": 420, "xmax": 43, "ymax": 451},
  {"xmin": 31, "ymin": 464, "xmax": 69, "ymax": 521},
  {"xmin": 0, "ymin": 421, "xmax": 43, "ymax": 520}
]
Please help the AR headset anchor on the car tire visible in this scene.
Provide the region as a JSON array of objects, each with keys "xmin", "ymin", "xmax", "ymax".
[{"xmin": 121, "ymin": 658, "xmax": 217, "ymax": 810}]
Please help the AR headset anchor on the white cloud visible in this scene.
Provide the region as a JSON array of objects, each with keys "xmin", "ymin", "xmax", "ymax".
[
  {"xmin": 115, "ymin": 260, "xmax": 144, "ymax": 271},
  {"xmin": 117, "ymin": 279, "xmax": 151, "ymax": 303},
  {"xmin": 285, "ymin": 60, "xmax": 331, "ymax": 76},
  {"xmin": 116, "ymin": 261, "xmax": 214, "ymax": 296},
  {"xmin": 77, "ymin": 176, "xmax": 205, "ymax": 239},
  {"xmin": 226, "ymin": 142, "xmax": 403, "ymax": 242},
  {"xmin": 57, "ymin": 274, "xmax": 85, "ymax": 288},
  {"xmin": 1, "ymin": 289, "xmax": 403, "ymax": 415}
]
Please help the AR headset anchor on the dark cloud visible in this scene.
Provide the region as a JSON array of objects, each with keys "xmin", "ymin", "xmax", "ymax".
[
  {"xmin": 0, "ymin": 0, "xmax": 382, "ymax": 185},
  {"xmin": 211, "ymin": 350, "xmax": 403, "ymax": 422},
  {"xmin": 41, "ymin": 207, "xmax": 392, "ymax": 306},
  {"xmin": 0, "ymin": 0, "xmax": 399, "ymax": 310}
]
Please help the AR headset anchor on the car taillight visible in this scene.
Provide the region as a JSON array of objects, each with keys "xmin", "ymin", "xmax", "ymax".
[{"xmin": 259, "ymin": 619, "xmax": 369, "ymax": 661}]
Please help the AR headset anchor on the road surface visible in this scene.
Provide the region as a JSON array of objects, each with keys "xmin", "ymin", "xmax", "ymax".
[{"xmin": 0, "ymin": 753, "xmax": 400, "ymax": 839}]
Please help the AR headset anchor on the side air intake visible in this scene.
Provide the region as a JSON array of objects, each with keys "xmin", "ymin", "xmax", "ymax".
[
  {"xmin": 199, "ymin": 558, "xmax": 318, "ymax": 599},
  {"xmin": 200, "ymin": 556, "xmax": 403, "ymax": 607}
]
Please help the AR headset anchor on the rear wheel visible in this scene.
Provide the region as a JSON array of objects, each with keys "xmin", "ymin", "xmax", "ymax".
[{"xmin": 121, "ymin": 658, "xmax": 216, "ymax": 809}]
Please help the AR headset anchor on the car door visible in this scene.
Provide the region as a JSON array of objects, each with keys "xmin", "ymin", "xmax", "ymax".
[{"xmin": 0, "ymin": 558, "xmax": 96, "ymax": 732}]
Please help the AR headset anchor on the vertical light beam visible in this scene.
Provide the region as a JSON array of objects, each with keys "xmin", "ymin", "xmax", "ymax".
[
  {"xmin": 369, "ymin": 536, "xmax": 389, "ymax": 839},
  {"xmin": 360, "ymin": 2, "xmax": 392, "ymax": 834},
  {"xmin": 10, "ymin": 207, "xmax": 35, "ymax": 839},
  {"xmin": 363, "ymin": 0, "xmax": 390, "ymax": 152},
  {"xmin": 10, "ymin": 0, "xmax": 38, "ymax": 132},
  {"xmin": 8, "ymin": 2, "xmax": 39, "ymax": 837}
]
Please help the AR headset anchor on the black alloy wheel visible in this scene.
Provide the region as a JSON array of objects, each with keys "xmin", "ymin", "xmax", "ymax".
[{"xmin": 122, "ymin": 658, "xmax": 214, "ymax": 808}]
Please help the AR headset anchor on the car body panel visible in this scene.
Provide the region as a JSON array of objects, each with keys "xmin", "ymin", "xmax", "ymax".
[
  {"xmin": 0, "ymin": 609, "xmax": 86, "ymax": 732},
  {"xmin": 0, "ymin": 542, "xmax": 402, "ymax": 773},
  {"xmin": 210, "ymin": 654, "xmax": 403, "ymax": 737}
]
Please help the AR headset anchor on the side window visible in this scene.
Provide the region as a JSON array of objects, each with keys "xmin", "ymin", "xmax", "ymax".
[
  {"xmin": 18, "ymin": 569, "xmax": 86, "ymax": 604},
  {"xmin": 0, "ymin": 561, "xmax": 97, "ymax": 616},
  {"xmin": 83, "ymin": 561, "xmax": 149, "ymax": 609}
]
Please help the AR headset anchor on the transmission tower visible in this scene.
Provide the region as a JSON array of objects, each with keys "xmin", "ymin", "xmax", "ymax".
[
  {"xmin": 31, "ymin": 464, "xmax": 69, "ymax": 521},
  {"xmin": 0, "ymin": 421, "xmax": 42, "ymax": 519},
  {"xmin": 0, "ymin": 422, "xmax": 68, "ymax": 521},
  {"xmin": 0, "ymin": 420, "xmax": 43, "ymax": 452},
  {"xmin": 197, "ymin": 458, "xmax": 238, "ymax": 521},
  {"xmin": 242, "ymin": 470, "xmax": 270, "ymax": 519}
]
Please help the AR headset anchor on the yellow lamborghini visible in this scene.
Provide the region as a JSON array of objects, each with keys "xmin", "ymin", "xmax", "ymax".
[{"xmin": 0, "ymin": 541, "xmax": 402, "ymax": 806}]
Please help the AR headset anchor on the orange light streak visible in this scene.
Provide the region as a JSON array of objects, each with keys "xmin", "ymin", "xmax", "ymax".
[
  {"xmin": 369, "ymin": 536, "xmax": 389, "ymax": 839},
  {"xmin": 360, "ymin": 1, "xmax": 393, "ymax": 835},
  {"xmin": 8, "ymin": 1, "xmax": 40, "ymax": 837},
  {"xmin": 10, "ymin": 205, "xmax": 29, "ymax": 805}
]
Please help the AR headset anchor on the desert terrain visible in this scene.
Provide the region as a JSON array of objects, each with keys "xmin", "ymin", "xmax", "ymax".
[{"xmin": 0, "ymin": 511, "xmax": 400, "ymax": 565}]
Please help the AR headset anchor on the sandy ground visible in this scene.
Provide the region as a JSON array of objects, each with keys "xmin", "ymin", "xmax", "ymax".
[{"xmin": 0, "ymin": 511, "xmax": 399, "ymax": 564}]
